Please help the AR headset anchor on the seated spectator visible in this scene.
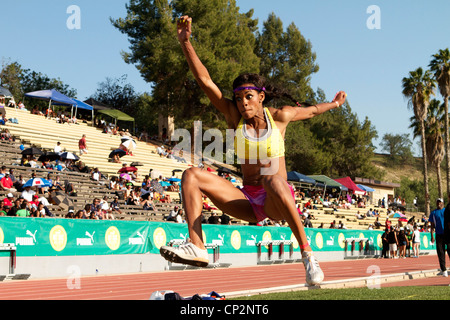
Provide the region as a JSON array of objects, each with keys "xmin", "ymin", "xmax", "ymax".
[
  {"xmin": 1, "ymin": 129, "xmax": 13, "ymax": 142},
  {"xmin": 338, "ymin": 220, "xmax": 347, "ymax": 229},
  {"xmin": 208, "ymin": 212, "xmax": 221, "ymax": 224},
  {"xmin": 7, "ymin": 199, "xmax": 21, "ymax": 216},
  {"xmin": 90, "ymin": 198, "xmax": 101, "ymax": 216},
  {"xmin": 166, "ymin": 206, "xmax": 178, "ymax": 222},
  {"xmin": 89, "ymin": 211, "xmax": 99, "ymax": 220},
  {"xmin": 37, "ymin": 202, "xmax": 47, "ymax": 217},
  {"xmin": 65, "ymin": 209, "xmax": 75, "ymax": 219},
  {"xmin": 0, "ymin": 166, "xmax": 7, "ymax": 179},
  {"xmin": 156, "ymin": 145, "xmax": 166, "ymax": 157},
  {"xmin": 0, "ymin": 200, "xmax": 7, "ymax": 216},
  {"xmin": 45, "ymin": 106, "xmax": 53, "ymax": 118},
  {"xmin": 0, "ymin": 172, "xmax": 16, "ymax": 192},
  {"xmin": 13, "ymin": 174, "xmax": 26, "ymax": 192},
  {"xmin": 139, "ymin": 130, "xmax": 148, "ymax": 142},
  {"xmin": 17, "ymin": 101, "xmax": 26, "ymax": 110},
  {"xmin": 374, "ymin": 217, "xmax": 382, "ymax": 229},
  {"xmin": 16, "ymin": 202, "xmax": 29, "ymax": 217},
  {"xmin": 302, "ymin": 215, "xmax": 313, "ymax": 228},
  {"xmin": 100, "ymin": 196, "xmax": 114, "ymax": 220},
  {"xmin": 64, "ymin": 180, "xmax": 77, "ymax": 196},
  {"xmin": 28, "ymin": 157, "xmax": 39, "ymax": 168},
  {"xmin": 53, "ymin": 176, "xmax": 65, "ymax": 191},
  {"xmin": 126, "ymin": 190, "xmax": 140, "ymax": 206},
  {"xmin": 21, "ymin": 186, "xmax": 36, "ymax": 202},
  {"xmin": 203, "ymin": 201, "xmax": 217, "ymax": 212},
  {"xmin": 355, "ymin": 211, "xmax": 365, "ymax": 219},
  {"xmin": 220, "ymin": 213, "xmax": 231, "ymax": 225},
  {"xmin": 54, "ymin": 142, "xmax": 62, "ymax": 154},
  {"xmin": 175, "ymin": 209, "xmax": 184, "ymax": 223},
  {"xmin": 91, "ymin": 168, "xmax": 104, "ymax": 184},
  {"xmin": 74, "ymin": 210, "xmax": 86, "ymax": 219},
  {"xmin": 110, "ymin": 196, "xmax": 122, "ymax": 215},
  {"xmin": 3, "ymin": 193, "xmax": 14, "ymax": 208},
  {"xmin": 141, "ymin": 196, "xmax": 156, "ymax": 211}
]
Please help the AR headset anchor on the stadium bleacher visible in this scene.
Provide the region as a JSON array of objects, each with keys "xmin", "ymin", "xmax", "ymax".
[{"xmin": 0, "ymin": 106, "xmax": 410, "ymax": 229}]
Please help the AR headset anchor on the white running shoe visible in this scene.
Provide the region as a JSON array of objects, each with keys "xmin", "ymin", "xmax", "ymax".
[
  {"xmin": 437, "ymin": 270, "xmax": 448, "ymax": 277},
  {"xmin": 160, "ymin": 239, "xmax": 209, "ymax": 268},
  {"xmin": 302, "ymin": 251, "xmax": 324, "ymax": 286}
]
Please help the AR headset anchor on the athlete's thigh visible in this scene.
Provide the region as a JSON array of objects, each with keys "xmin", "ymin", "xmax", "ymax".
[
  {"xmin": 262, "ymin": 176, "xmax": 296, "ymax": 221},
  {"xmin": 187, "ymin": 168, "xmax": 257, "ymax": 223}
]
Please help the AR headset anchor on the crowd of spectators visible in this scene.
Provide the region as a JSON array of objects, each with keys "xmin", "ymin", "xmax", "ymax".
[{"xmin": 0, "ymin": 101, "xmax": 434, "ymax": 232}]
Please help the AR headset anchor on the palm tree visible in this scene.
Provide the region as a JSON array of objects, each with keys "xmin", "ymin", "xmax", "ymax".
[
  {"xmin": 402, "ymin": 67, "xmax": 436, "ymax": 216},
  {"xmin": 429, "ymin": 48, "xmax": 450, "ymax": 198},
  {"xmin": 410, "ymin": 99, "xmax": 446, "ymax": 198}
]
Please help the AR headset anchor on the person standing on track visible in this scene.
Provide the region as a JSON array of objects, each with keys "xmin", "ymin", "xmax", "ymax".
[
  {"xmin": 159, "ymin": 15, "xmax": 347, "ymax": 286},
  {"xmin": 430, "ymin": 198, "xmax": 450, "ymax": 277}
]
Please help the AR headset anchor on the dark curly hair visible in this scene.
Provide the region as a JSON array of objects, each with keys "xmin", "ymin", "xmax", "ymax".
[{"xmin": 232, "ymin": 73, "xmax": 311, "ymax": 107}]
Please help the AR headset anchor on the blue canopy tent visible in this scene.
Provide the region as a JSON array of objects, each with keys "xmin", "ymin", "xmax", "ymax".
[
  {"xmin": 25, "ymin": 89, "xmax": 95, "ymax": 124},
  {"xmin": 287, "ymin": 171, "xmax": 316, "ymax": 184},
  {"xmin": 357, "ymin": 184, "xmax": 375, "ymax": 192},
  {"xmin": 25, "ymin": 89, "xmax": 76, "ymax": 107},
  {"xmin": 54, "ymin": 98, "xmax": 94, "ymax": 124}
]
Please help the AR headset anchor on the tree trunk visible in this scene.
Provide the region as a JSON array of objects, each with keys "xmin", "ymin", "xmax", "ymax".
[
  {"xmin": 420, "ymin": 120, "xmax": 430, "ymax": 216},
  {"xmin": 437, "ymin": 162, "xmax": 443, "ymax": 199},
  {"xmin": 444, "ymin": 96, "xmax": 449, "ymax": 201}
]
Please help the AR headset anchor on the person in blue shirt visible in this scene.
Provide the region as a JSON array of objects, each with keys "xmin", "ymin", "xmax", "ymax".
[{"xmin": 429, "ymin": 198, "xmax": 450, "ymax": 277}]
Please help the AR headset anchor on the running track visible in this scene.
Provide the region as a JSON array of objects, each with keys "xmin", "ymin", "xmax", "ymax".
[{"xmin": 0, "ymin": 255, "xmax": 448, "ymax": 300}]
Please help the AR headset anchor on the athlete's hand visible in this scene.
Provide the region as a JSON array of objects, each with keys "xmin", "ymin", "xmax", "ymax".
[
  {"xmin": 332, "ymin": 91, "xmax": 347, "ymax": 107},
  {"xmin": 177, "ymin": 15, "xmax": 192, "ymax": 43}
]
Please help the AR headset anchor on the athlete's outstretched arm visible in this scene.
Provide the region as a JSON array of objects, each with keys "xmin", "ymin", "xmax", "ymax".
[
  {"xmin": 177, "ymin": 16, "xmax": 234, "ymax": 118},
  {"xmin": 273, "ymin": 91, "xmax": 347, "ymax": 123}
]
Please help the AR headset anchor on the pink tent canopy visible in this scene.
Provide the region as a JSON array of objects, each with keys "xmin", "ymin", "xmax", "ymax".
[{"xmin": 334, "ymin": 177, "xmax": 365, "ymax": 195}]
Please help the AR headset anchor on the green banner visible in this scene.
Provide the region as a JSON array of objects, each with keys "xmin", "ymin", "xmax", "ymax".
[
  {"xmin": 0, "ymin": 217, "xmax": 435, "ymax": 257},
  {"xmin": 0, "ymin": 217, "xmax": 150, "ymax": 256},
  {"xmin": 147, "ymin": 222, "xmax": 436, "ymax": 254}
]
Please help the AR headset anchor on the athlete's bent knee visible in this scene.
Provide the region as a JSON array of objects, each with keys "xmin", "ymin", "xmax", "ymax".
[{"xmin": 181, "ymin": 167, "xmax": 202, "ymax": 184}]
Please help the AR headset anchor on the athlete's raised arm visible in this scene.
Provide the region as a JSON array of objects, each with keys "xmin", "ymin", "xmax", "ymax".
[{"xmin": 177, "ymin": 16, "xmax": 236, "ymax": 121}]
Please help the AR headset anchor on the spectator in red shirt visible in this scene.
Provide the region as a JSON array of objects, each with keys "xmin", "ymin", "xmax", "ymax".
[
  {"xmin": 3, "ymin": 193, "xmax": 14, "ymax": 208},
  {"xmin": 79, "ymin": 134, "xmax": 88, "ymax": 156},
  {"xmin": 0, "ymin": 173, "xmax": 16, "ymax": 192}
]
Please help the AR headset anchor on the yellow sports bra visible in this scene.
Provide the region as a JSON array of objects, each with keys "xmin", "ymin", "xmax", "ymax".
[{"xmin": 234, "ymin": 108, "xmax": 285, "ymax": 160}]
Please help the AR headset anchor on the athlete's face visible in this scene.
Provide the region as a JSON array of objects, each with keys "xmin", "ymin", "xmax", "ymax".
[{"xmin": 234, "ymin": 84, "xmax": 265, "ymax": 119}]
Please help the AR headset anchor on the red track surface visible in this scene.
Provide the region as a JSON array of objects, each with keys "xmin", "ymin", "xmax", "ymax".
[{"xmin": 0, "ymin": 255, "xmax": 448, "ymax": 300}]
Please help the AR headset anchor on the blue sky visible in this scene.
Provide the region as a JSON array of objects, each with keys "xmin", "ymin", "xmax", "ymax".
[{"xmin": 1, "ymin": 0, "xmax": 450, "ymax": 155}]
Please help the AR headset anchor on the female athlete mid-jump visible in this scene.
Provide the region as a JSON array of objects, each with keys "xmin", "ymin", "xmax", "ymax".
[{"xmin": 160, "ymin": 16, "xmax": 347, "ymax": 286}]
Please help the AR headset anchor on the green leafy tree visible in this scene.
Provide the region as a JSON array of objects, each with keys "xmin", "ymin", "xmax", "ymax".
[
  {"xmin": 307, "ymin": 103, "xmax": 381, "ymax": 179},
  {"xmin": 380, "ymin": 133, "xmax": 414, "ymax": 165},
  {"xmin": 111, "ymin": 0, "xmax": 259, "ymax": 128},
  {"xmin": 1, "ymin": 60, "xmax": 77, "ymax": 110},
  {"xmin": 90, "ymin": 75, "xmax": 139, "ymax": 116},
  {"xmin": 256, "ymin": 12, "xmax": 318, "ymax": 105},
  {"xmin": 0, "ymin": 59, "xmax": 24, "ymax": 100}
]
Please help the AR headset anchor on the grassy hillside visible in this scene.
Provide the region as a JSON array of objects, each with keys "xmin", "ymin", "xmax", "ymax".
[
  {"xmin": 372, "ymin": 153, "xmax": 447, "ymax": 214},
  {"xmin": 371, "ymin": 153, "xmax": 425, "ymax": 183}
]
